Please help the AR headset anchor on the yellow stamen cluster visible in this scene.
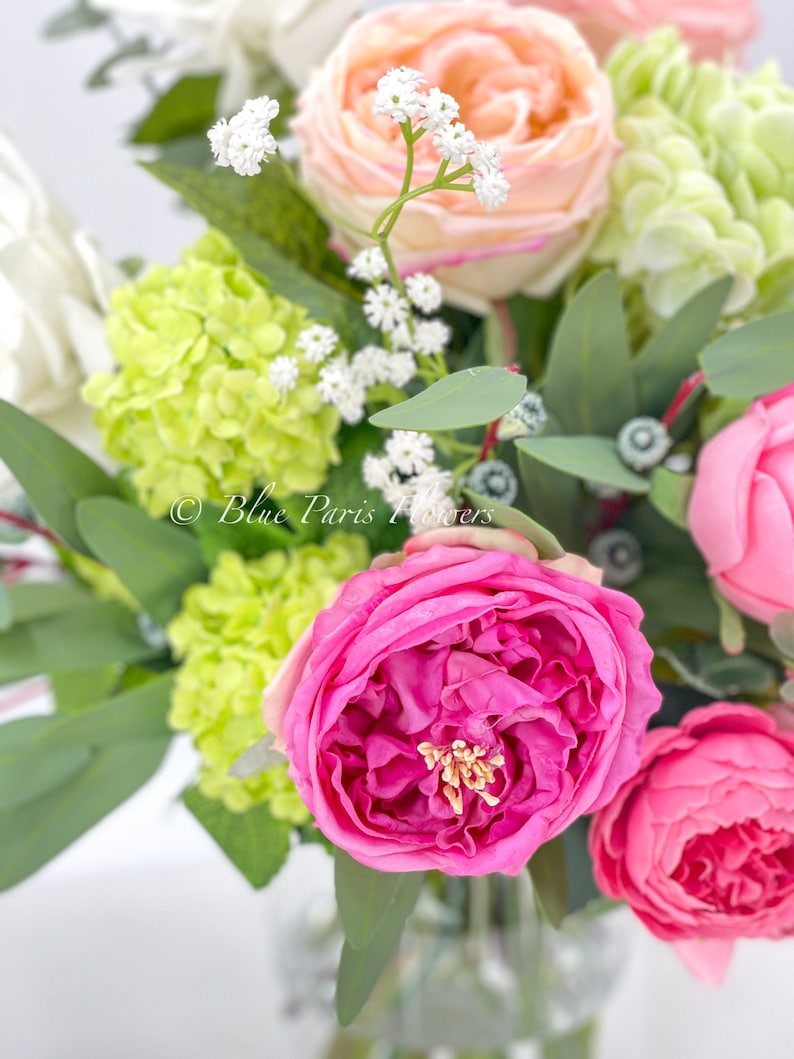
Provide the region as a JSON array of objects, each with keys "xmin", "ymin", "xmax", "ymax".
[{"xmin": 417, "ymin": 738, "xmax": 505, "ymax": 816}]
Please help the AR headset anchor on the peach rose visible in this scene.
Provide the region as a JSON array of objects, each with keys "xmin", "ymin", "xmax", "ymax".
[
  {"xmin": 510, "ymin": 0, "xmax": 758, "ymax": 62},
  {"xmin": 293, "ymin": 1, "xmax": 619, "ymax": 314}
]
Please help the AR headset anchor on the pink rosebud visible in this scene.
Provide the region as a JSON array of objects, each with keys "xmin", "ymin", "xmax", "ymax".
[
  {"xmin": 590, "ymin": 702, "xmax": 794, "ymax": 984},
  {"xmin": 688, "ymin": 383, "xmax": 794, "ymax": 625},
  {"xmin": 293, "ymin": 2, "xmax": 619, "ymax": 314},
  {"xmin": 264, "ymin": 527, "xmax": 660, "ymax": 875}
]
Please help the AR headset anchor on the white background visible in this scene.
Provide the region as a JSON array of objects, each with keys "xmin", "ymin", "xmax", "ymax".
[{"xmin": 2, "ymin": 3, "xmax": 794, "ymax": 1057}]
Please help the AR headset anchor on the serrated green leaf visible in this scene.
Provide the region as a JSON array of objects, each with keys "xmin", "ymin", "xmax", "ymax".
[
  {"xmin": 529, "ymin": 835, "xmax": 567, "ymax": 928},
  {"xmin": 335, "ymin": 871, "xmax": 424, "ymax": 1026},
  {"xmin": 515, "ymin": 435, "xmax": 650, "ymax": 494},
  {"xmin": 770, "ymin": 612, "xmax": 794, "ymax": 660},
  {"xmin": 460, "ymin": 489, "xmax": 564, "ymax": 559},
  {"xmin": 36, "ymin": 671, "xmax": 175, "ymax": 749},
  {"xmin": 0, "ymin": 400, "xmax": 120, "ymax": 554},
  {"xmin": 75, "ymin": 497, "xmax": 207, "ymax": 627},
  {"xmin": 4, "ymin": 582, "xmax": 95, "ymax": 625},
  {"xmin": 0, "ymin": 742, "xmax": 91, "ymax": 812},
  {"xmin": 335, "ymin": 850, "xmax": 420, "ymax": 950},
  {"xmin": 183, "ymin": 786, "xmax": 291, "ymax": 889},
  {"xmin": 543, "ymin": 272, "xmax": 636, "ymax": 435},
  {"xmin": 131, "ymin": 74, "xmax": 221, "ymax": 144},
  {"xmin": 370, "ymin": 367, "xmax": 526, "ymax": 431},
  {"xmin": 43, "ymin": 1, "xmax": 108, "ymax": 37},
  {"xmin": 710, "ymin": 584, "xmax": 746, "ymax": 657},
  {"xmin": 634, "ymin": 277, "xmax": 733, "ymax": 416},
  {"xmin": 87, "ymin": 36, "xmax": 152, "ymax": 88},
  {"xmin": 0, "ymin": 737, "xmax": 169, "ymax": 890},
  {"xmin": 648, "ymin": 467, "xmax": 694, "ymax": 530},
  {"xmin": 700, "ymin": 312, "xmax": 794, "ymax": 397},
  {"xmin": 0, "ymin": 601, "xmax": 162, "ymax": 685}
]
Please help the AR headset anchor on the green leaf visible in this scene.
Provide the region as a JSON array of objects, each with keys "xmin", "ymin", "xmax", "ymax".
[
  {"xmin": 49, "ymin": 666, "xmax": 119, "ymax": 714},
  {"xmin": 529, "ymin": 835, "xmax": 567, "ymax": 928},
  {"xmin": 142, "ymin": 160, "xmax": 368, "ymax": 343},
  {"xmin": 634, "ymin": 277, "xmax": 733, "ymax": 416},
  {"xmin": 0, "ymin": 400, "xmax": 120, "ymax": 554},
  {"xmin": 0, "ymin": 601, "xmax": 162, "ymax": 684},
  {"xmin": 700, "ymin": 312, "xmax": 794, "ymax": 398},
  {"xmin": 542, "ymin": 272, "xmax": 637, "ymax": 435},
  {"xmin": 43, "ymin": 1, "xmax": 108, "ymax": 37},
  {"xmin": 0, "ymin": 741, "xmax": 91, "ymax": 812},
  {"xmin": 182, "ymin": 787, "xmax": 291, "ymax": 889},
  {"xmin": 710, "ymin": 585, "xmax": 746, "ymax": 657},
  {"xmin": 76, "ymin": 497, "xmax": 207, "ymax": 626},
  {"xmin": 658, "ymin": 642, "xmax": 777, "ymax": 698},
  {"xmin": 770, "ymin": 612, "xmax": 794, "ymax": 660},
  {"xmin": 460, "ymin": 489, "xmax": 564, "ymax": 559},
  {"xmin": 515, "ymin": 435, "xmax": 650, "ymax": 494},
  {"xmin": 36, "ymin": 672, "xmax": 175, "ymax": 749},
  {"xmin": 370, "ymin": 367, "xmax": 526, "ymax": 431},
  {"xmin": 516, "ymin": 450, "xmax": 585, "ymax": 553},
  {"xmin": 0, "ymin": 737, "xmax": 169, "ymax": 890},
  {"xmin": 648, "ymin": 467, "xmax": 694, "ymax": 530},
  {"xmin": 87, "ymin": 37, "xmax": 152, "ymax": 88},
  {"xmin": 3, "ymin": 581, "xmax": 95, "ymax": 625},
  {"xmin": 131, "ymin": 75, "xmax": 221, "ymax": 144},
  {"xmin": 335, "ymin": 871, "xmax": 425, "ymax": 1026},
  {"xmin": 561, "ymin": 818, "xmax": 604, "ymax": 915},
  {"xmin": 630, "ymin": 573, "xmax": 719, "ymax": 640},
  {"xmin": 0, "ymin": 584, "xmax": 10, "ymax": 632},
  {"xmin": 335, "ymin": 850, "xmax": 421, "ymax": 950}
]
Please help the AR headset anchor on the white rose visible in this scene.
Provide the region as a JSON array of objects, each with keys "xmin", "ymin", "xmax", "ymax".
[
  {"xmin": 0, "ymin": 130, "xmax": 121, "ymax": 502},
  {"xmin": 91, "ymin": 0, "xmax": 362, "ymax": 110}
]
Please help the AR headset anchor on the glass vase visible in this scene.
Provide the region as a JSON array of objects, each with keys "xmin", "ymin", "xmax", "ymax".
[{"xmin": 277, "ymin": 866, "xmax": 629, "ymax": 1059}]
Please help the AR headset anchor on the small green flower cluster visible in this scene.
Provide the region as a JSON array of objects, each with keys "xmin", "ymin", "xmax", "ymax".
[
  {"xmin": 167, "ymin": 533, "xmax": 369, "ymax": 819},
  {"xmin": 592, "ymin": 29, "xmax": 794, "ymax": 326},
  {"xmin": 84, "ymin": 230, "xmax": 341, "ymax": 517}
]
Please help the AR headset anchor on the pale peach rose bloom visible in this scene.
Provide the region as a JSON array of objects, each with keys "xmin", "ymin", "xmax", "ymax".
[{"xmin": 293, "ymin": 1, "xmax": 619, "ymax": 314}]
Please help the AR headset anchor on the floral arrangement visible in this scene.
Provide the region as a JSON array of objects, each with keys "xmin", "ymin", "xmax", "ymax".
[{"xmin": 3, "ymin": 0, "xmax": 794, "ymax": 1044}]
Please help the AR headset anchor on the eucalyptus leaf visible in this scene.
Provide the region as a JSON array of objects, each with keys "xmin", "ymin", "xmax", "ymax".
[
  {"xmin": 335, "ymin": 871, "xmax": 424, "ymax": 1026},
  {"xmin": 0, "ymin": 743, "xmax": 91, "ymax": 812},
  {"xmin": 460, "ymin": 489, "xmax": 564, "ymax": 559},
  {"xmin": 76, "ymin": 497, "xmax": 207, "ymax": 627},
  {"xmin": 630, "ymin": 573, "xmax": 719, "ymax": 640},
  {"xmin": 44, "ymin": 1, "xmax": 108, "ymax": 37},
  {"xmin": 0, "ymin": 737, "xmax": 169, "ymax": 890},
  {"xmin": 516, "ymin": 436, "xmax": 650, "ymax": 494},
  {"xmin": 87, "ymin": 37, "xmax": 152, "ymax": 89},
  {"xmin": 183, "ymin": 787, "xmax": 291, "ymax": 889},
  {"xmin": 700, "ymin": 312, "xmax": 794, "ymax": 398},
  {"xmin": 633, "ymin": 277, "xmax": 733, "ymax": 416},
  {"xmin": 0, "ymin": 400, "xmax": 120, "ymax": 554},
  {"xmin": 0, "ymin": 584, "xmax": 10, "ymax": 632},
  {"xmin": 131, "ymin": 75, "xmax": 221, "ymax": 145},
  {"xmin": 3, "ymin": 581, "xmax": 95, "ymax": 625},
  {"xmin": 335, "ymin": 850, "xmax": 421, "ymax": 950},
  {"xmin": 228, "ymin": 733, "xmax": 285, "ymax": 779},
  {"xmin": 49, "ymin": 666, "xmax": 119, "ymax": 715},
  {"xmin": 658, "ymin": 642, "xmax": 777, "ymax": 698},
  {"xmin": 648, "ymin": 467, "xmax": 694, "ymax": 530},
  {"xmin": 770, "ymin": 612, "xmax": 794, "ymax": 660},
  {"xmin": 542, "ymin": 272, "xmax": 636, "ymax": 435},
  {"xmin": 370, "ymin": 367, "xmax": 526, "ymax": 431},
  {"xmin": 710, "ymin": 585, "xmax": 746, "ymax": 657},
  {"xmin": 516, "ymin": 451, "xmax": 585, "ymax": 553},
  {"xmin": 529, "ymin": 835, "xmax": 567, "ymax": 928}
]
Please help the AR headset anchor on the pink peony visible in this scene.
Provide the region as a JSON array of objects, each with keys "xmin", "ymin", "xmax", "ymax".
[
  {"xmin": 264, "ymin": 528, "xmax": 660, "ymax": 875},
  {"xmin": 292, "ymin": 1, "xmax": 619, "ymax": 314},
  {"xmin": 590, "ymin": 703, "xmax": 794, "ymax": 984},
  {"xmin": 509, "ymin": 0, "xmax": 758, "ymax": 62},
  {"xmin": 688, "ymin": 383, "xmax": 794, "ymax": 625}
]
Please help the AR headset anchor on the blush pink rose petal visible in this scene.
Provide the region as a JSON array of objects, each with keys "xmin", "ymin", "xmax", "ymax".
[
  {"xmin": 293, "ymin": 1, "xmax": 619, "ymax": 314},
  {"xmin": 264, "ymin": 528, "xmax": 660, "ymax": 875},
  {"xmin": 590, "ymin": 703, "xmax": 794, "ymax": 984},
  {"xmin": 510, "ymin": 0, "xmax": 758, "ymax": 62},
  {"xmin": 688, "ymin": 383, "xmax": 794, "ymax": 624}
]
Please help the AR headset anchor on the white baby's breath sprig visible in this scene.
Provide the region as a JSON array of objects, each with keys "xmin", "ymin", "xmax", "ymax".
[
  {"xmin": 347, "ymin": 247, "xmax": 388, "ymax": 283},
  {"xmin": 405, "ymin": 273, "xmax": 443, "ymax": 314},
  {"xmin": 208, "ymin": 94, "xmax": 280, "ymax": 176},
  {"xmin": 296, "ymin": 323, "xmax": 340, "ymax": 364},
  {"xmin": 268, "ymin": 355, "xmax": 299, "ymax": 396},
  {"xmin": 418, "ymin": 87, "xmax": 460, "ymax": 132},
  {"xmin": 363, "ymin": 284, "xmax": 411, "ymax": 332},
  {"xmin": 432, "ymin": 122, "xmax": 478, "ymax": 165},
  {"xmin": 373, "ymin": 66, "xmax": 426, "ymax": 124},
  {"xmin": 384, "ymin": 430, "xmax": 435, "ymax": 476}
]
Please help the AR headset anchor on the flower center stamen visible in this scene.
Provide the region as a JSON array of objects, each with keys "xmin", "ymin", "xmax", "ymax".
[{"xmin": 417, "ymin": 738, "xmax": 505, "ymax": 816}]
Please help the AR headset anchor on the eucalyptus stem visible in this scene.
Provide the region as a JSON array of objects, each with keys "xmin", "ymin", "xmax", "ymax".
[{"xmin": 540, "ymin": 1020, "xmax": 598, "ymax": 1059}]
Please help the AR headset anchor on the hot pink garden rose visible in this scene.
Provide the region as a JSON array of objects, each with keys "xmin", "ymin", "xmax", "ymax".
[
  {"xmin": 292, "ymin": 1, "xmax": 619, "ymax": 314},
  {"xmin": 512, "ymin": 0, "xmax": 758, "ymax": 62},
  {"xmin": 688, "ymin": 383, "xmax": 794, "ymax": 625},
  {"xmin": 590, "ymin": 703, "xmax": 794, "ymax": 984},
  {"xmin": 264, "ymin": 528, "xmax": 660, "ymax": 875}
]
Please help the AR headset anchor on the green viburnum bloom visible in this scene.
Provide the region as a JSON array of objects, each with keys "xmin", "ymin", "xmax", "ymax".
[
  {"xmin": 83, "ymin": 230, "xmax": 341, "ymax": 517},
  {"xmin": 167, "ymin": 533, "xmax": 369, "ymax": 821},
  {"xmin": 591, "ymin": 29, "xmax": 794, "ymax": 326}
]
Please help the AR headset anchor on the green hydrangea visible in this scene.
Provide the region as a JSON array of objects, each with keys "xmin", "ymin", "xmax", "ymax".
[
  {"xmin": 590, "ymin": 29, "xmax": 794, "ymax": 326},
  {"xmin": 167, "ymin": 533, "xmax": 369, "ymax": 820},
  {"xmin": 84, "ymin": 230, "xmax": 341, "ymax": 517}
]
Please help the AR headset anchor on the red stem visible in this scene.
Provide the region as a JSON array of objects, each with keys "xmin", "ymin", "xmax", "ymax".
[
  {"xmin": 479, "ymin": 363, "xmax": 522, "ymax": 461},
  {"xmin": 661, "ymin": 370, "xmax": 706, "ymax": 429},
  {"xmin": 0, "ymin": 509, "xmax": 59, "ymax": 545}
]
